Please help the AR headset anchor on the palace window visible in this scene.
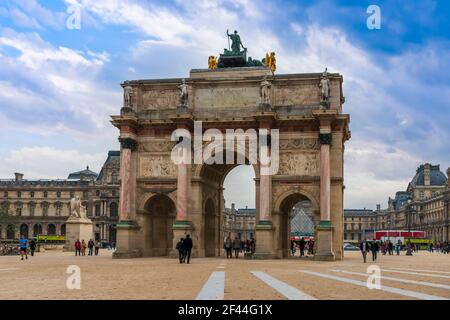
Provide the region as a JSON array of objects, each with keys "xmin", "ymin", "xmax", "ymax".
[
  {"xmin": 17, "ymin": 191, "xmax": 21, "ymax": 198},
  {"xmin": 95, "ymin": 203, "xmax": 101, "ymax": 216},
  {"xmin": 111, "ymin": 172, "xmax": 118, "ymax": 183},
  {"xmin": 3, "ymin": 191, "xmax": 7, "ymax": 198},
  {"xmin": 55, "ymin": 203, "xmax": 62, "ymax": 216},
  {"xmin": 83, "ymin": 191, "xmax": 88, "ymax": 199},
  {"xmin": 44, "ymin": 191, "xmax": 48, "ymax": 198},
  {"xmin": 419, "ymin": 191, "xmax": 424, "ymax": 200},
  {"xmin": 96, "ymin": 190, "xmax": 100, "ymax": 197},
  {"xmin": 29, "ymin": 203, "xmax": 35, "ymax": 216},
  {"xmin": 57, "ymin": 191, "xmax": 61, "ymax": 198},
  {"xmin": 42, "ymin": 203, "xmax": 49, "ymax": 216},
  {"xmin": 112, "ymin": 189, "xmax": 117, "ymax": 197},
  {"xmin": 16, "ymin": 205, "xmax": 22, "ymax": 216},
  {"xmin": 70, "ymin": 191, "xmax": 75, "ymax": 198}
]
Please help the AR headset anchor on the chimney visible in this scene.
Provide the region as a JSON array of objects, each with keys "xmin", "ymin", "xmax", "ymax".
[
  {"xmin": 14, "ymin": 172, "xmax": 24, "ymax": 181},
  {"xmin": 231, "ymin": 203, "xmax": 235, "ymax": 211},
  {"xmin": 376, "ymin": 204, "xmax": 381, "ymax": 211},
  {"xmin": 424, "ymin": 163, "xmax": 431, "ymax": 186}
]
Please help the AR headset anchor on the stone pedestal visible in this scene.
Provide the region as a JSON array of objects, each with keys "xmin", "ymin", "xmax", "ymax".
[
  {"xmin": 63, "ymin": 218, "xmax": 93, "ymax": 252},
  {"xmin": 112, "ymin": 220, "xmax": 141, "ymax": 259},
  {"xmin": 314, "ymin": 220, "xmax": 335, "ymax": 261},
  {"xmin": 254, "ymin": 221, "xmax": 274, "ymax": 259}
]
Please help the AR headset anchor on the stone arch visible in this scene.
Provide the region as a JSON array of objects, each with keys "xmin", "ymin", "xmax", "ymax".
[
  {"xmin": 275, "ymin": 192, "xmax": 318, "ymax": 258},
  {"xmin": 47, "ymin": 224, "xmax": 56, "ymax": 236},
  {"xmin": 33, "ymin": 224, "xmax": 42, "ymax": 236},
  {"xmin": 20, "ymin": 224, "xmax": 29, "ymax": 239},
  {"xmin": 143, "ymin": 194, "xmax": 176, "ymax": 256},
  {"xmin": 6, "ymin": 224, "xmax": 15, "ymax": 239},
  {"xmin": 274, "ymin": 188, "xmax": 319, "ymax": 214}
]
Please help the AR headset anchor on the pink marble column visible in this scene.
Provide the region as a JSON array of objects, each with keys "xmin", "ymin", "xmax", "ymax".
[
  {"xmin": 319, "ymin": 141, "xmax": 331, "ymax": 221},
  {"xmin": 118, "ymin": 137, "xmax": 136, "ymax": 222},
  {"xmin": 119, "ymin": 147, "xmax": 131, "ymax": 221},
  {"xmin": 176, "ymin": 163, "xmax": 188, "ymax": 221},
  {"xmin": 259, "ymin": 163, "xmax": 271, "ymax": 222}
]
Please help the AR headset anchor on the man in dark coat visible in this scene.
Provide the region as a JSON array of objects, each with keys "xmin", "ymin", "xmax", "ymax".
[
  {"xmin": 371, "ymin": 239, "xmax": 379, "ymax": 262},
  {"xmin": 182, "ymin": 234, "xmax": 193, "ymax": 264},
  {"xmin": 176, "ymin": 238, "xmax": 184, "ymax": 263},
  {"xmin": 360, "ymin": 238, "xmax": 370, "ymax": 263}
]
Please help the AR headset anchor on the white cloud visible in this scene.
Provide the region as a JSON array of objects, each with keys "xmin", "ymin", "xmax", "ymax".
[
  {"xmin": 0, "ymin": 28, "xmax": 120, "ymax": 140},
  {"xmin": 0, "ymin": 147, "xmax": 105, "ymax": 179}
]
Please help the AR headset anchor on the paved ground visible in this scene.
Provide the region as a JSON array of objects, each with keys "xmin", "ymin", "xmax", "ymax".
[{"xmin": 0, "ymin": 250, "xmax": 449, "ymax": 300}]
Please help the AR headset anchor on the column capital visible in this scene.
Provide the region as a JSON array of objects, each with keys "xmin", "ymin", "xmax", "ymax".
[
  {"xmin": 319, "ymin": 133, "xmax": 332, "ymax": 145},
  {"xmin": 118, "ymin": 137, "xmax": 138, "ymax": 150}
]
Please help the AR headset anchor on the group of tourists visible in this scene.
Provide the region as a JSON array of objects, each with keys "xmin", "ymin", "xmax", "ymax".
[
  {"xmin": 176, "ymin": 234, "xmax": 193, "ymax": 264},
  {"xmin": 291, "ymin": 238, "xmax": 314, "ymax": 257},
  {"xmin": 359, "ymin": 239, "xmax": 380, "ymax": 263},
  {"xmin": 17, "ymin": 236, "xmax": 37, "ymax": 260},
  {"xmin": 223, "ymin": 237, "xmax": 255, "ymax": 259},
  {"xmin": 428, "ymin": 241, "xmax": 450, "ymax": 253},
  {"xmin": 74, "ymin": 239, "xmax": 101, "ymax": 256}
]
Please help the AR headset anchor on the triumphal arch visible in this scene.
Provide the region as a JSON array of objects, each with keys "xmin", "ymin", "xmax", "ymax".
[{"xmin": 111, "ymin": 32, "xmax": 350, "ymax": 261}]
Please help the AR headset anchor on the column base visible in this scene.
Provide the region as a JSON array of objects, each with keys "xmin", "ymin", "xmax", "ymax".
[
  {"xmin": 112, "ymin": 220, "xmax": 142, "ymax": 259},
  {"xmin": 169, "ymin": 220, "xmax": 194, "ymax": 258},
  {"xmin": 314, "ymin": 220, "xmax": 335, "ymax": 261},
  {"xmin": 254, "ymin": 220, "xmax": 274, "ymax": 259}
]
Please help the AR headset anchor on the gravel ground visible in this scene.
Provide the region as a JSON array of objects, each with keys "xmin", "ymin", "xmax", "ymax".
[{"xmin": 0, "ymin": 250, "xmax": 448, "ymax": 300}]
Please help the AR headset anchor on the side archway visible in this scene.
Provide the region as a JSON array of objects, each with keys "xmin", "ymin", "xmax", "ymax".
[
  {"xmin": 276, "ymin": 192, "xmax": 318, "ymax": 258},
  {"xmin": 143, "ymin": 194, "xmax": 176, "ymax": 256}
]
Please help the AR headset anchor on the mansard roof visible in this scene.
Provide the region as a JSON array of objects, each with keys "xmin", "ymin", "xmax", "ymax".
[
  {"xmin": 67, "ymin": 166, "xmax": 98, "ymax": 180},
  {"xmin": 344, "ymin": 209, "xmax": 375, "ymax": 217},
  {"xmin": 410, "ymin": 164, "xmax": 447, "ymax": 187},
  {"xmin": 97, "ymin": 151, "xmax": 120, "ymax": 181}
]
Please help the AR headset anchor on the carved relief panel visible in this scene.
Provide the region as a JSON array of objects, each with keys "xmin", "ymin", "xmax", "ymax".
[
  {"xmin": 278, "ymin": 152, "xmax": 319, "ymax": 176},
  {"xmin": 139, "ymin": 155, "xmax": 177, "ymax": 177}
]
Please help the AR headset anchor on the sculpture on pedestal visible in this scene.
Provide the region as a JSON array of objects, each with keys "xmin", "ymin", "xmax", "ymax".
[
  {"xmin": 121, "ymin": 81, "xmax": 135, "ymax": 114},
  {"xmin": 319, "ymin": 68, "xmax": 331, "ymax": 108},
  {"xmin": 177, "ymin": 78, "xmax": 189, "ymax": 110},
  {"xmin": 259, "ymin": 76, "xmax": 272, "ymax": 111},
  {"xmin": 70, "ymin": 196, "xmax": 88, "ymax": 220}
]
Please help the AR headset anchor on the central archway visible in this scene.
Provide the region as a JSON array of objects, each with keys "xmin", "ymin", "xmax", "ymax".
[{"xmin": 197, "ymin": 148, "xmax": 259, "ymax": 258}]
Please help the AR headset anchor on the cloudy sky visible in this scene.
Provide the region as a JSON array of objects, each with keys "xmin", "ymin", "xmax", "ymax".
[{"xmin": 0, "ymin": 0, "xmax": 449, "ymax": 210}]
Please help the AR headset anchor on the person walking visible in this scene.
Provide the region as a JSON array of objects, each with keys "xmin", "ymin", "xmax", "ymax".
[
  {"xmin": 360, "ymin": 238, "xmax": 370, "ymax": 263},
  {"xmin": 395, "ymin": 242, "xmax": 400, "ymax": 255},
  {"xmin": 290, "ymin": 240, "xmax": 296, "ymax": 256},
  {"xmin": 29, "ymin": 239, "xmax": 36, "ymax": 257},
  {"xmin": 75, "ymin": 239, "xmax": 81, "ymax": 256},
  {"xmin": 94, "ymin": 240, "xmax": 101, "ymax": 256},
  {"xmin": 182, "ymin": 234, "xmax": 193, "ymax": 264},
  {"xmin": 299, "ymin": 237, "xmax": 306, "ymax": 257},
  {"xmin": 87, "ymin": 239, "xmax": 94, "ymax": 256},
  {"xmin": 224, "ymin": 236, "xmax": 232, "ymax": 259},
  {"xmin": 371, "ymin": 239, "xmax": 379, "ymax": 262},
  {"xmin": 388, "ymin": 241, "xmax": 394, "ymax": 255},
  {"xmin": 176, "ymin": 238, "xmax": 184, "ymax": 263},
  {"xmin": 81, "ymin": 240, "xmax": 87, "ymax": 256},
  {"xmin": 19, "ymin": 235, "xmax": 28, "ymax": 260},
  {"xmin": 250, "ymin": 237, "xmax": 256, "ymax": 254},
  {"xmin": 233, "ymin": 237, "xmax": 241, "ymax": 259}
]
